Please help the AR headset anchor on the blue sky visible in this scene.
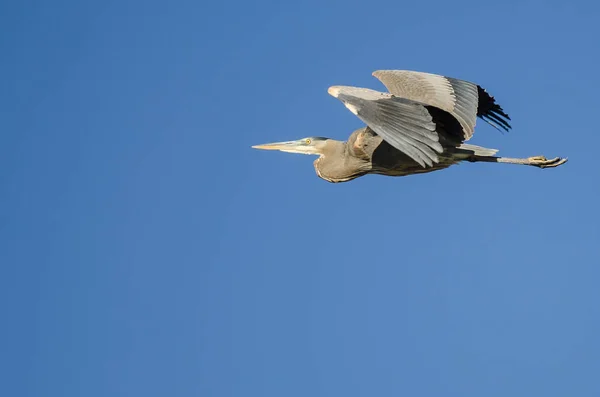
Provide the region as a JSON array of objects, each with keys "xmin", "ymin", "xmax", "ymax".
[{"xmin": 1, "ymin": 0, "xmax": 599, "ymax": 396}]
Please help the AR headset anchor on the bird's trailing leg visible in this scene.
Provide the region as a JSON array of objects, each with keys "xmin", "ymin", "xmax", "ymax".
[{"xmin": 469, "ymin": 155, "xmax": 568, "ymax": 168}]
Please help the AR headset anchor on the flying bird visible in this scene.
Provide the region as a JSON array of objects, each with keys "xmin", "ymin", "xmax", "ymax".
[{"xmin": 253, "ymin": 70, "xmax": 567, "ymax": 183}]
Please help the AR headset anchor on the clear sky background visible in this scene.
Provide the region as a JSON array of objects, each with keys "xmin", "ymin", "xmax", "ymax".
[{"xmin": 1, "ymin": 0, "xmax": 599, "ymax": 396}]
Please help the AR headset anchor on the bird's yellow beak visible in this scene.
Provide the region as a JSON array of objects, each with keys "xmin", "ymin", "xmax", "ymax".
[
  {"xmin": 251, "ymin": 141, "xmax": 298, "ymax": 151},
  {"xmin": 252, "ymin": 139, "xmax": 319, "ymax": 155}
]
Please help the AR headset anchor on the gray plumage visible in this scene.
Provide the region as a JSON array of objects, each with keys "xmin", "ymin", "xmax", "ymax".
[{"xmin": 253, "ymin": 69, "xmax": 567, "ymax": 183}]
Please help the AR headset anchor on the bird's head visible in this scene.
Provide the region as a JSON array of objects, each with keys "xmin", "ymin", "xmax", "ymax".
[{"xmin": 252, "ymin": 137, "xmax": 330, "ymax": 156}]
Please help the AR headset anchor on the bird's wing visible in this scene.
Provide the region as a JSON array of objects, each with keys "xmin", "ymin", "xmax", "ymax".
[
  {"xmin": 372, "ymin": 70, "xmax": 511, "ymax": 140},
  {"xmin": 328, "ymin": 86, "xmax": 443, "ymax": 167}
]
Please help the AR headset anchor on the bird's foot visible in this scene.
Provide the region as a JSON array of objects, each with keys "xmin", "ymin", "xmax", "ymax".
[{"xmin": 528, "ymin": 156, "xmax": 568, "ymax": 168}]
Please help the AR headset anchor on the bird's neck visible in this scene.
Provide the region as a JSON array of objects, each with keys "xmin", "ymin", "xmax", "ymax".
[{"xmin": 314, "ymin": 140, "xmax": 368, "ymax": 183}]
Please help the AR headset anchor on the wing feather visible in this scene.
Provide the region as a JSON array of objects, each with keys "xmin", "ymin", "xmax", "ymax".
[
  {"xmin": 446, "ymin": 77, "xmax": 478, "ymax": 139},
  {"xmin": 329, "ymin": 86, "xmax": 443, "ymax": 167},
  {"xmin": 372, "ymin": 70, "xmax": 512, "ymax": 140}
]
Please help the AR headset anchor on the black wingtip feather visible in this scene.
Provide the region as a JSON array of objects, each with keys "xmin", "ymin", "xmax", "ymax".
[
  {"xmin": 486, "ymin": 112, "xmax": 512, "ymax": 130},
  {"xmin": 476, "ymin": 85, "xmax": 512, "ymax": 132}
]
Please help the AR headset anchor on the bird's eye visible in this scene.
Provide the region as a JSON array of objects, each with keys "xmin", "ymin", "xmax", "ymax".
[{"xmin": 305, "ymin": 139, "xmax": 311, "ymax": 144}]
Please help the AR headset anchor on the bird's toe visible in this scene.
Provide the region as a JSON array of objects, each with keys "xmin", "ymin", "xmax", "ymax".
[
  {"xmin": 528, "ymin": 155, "xmax": 547, "ymax": 162},
  {"xmin": 528, "ymin": 156, "xmax": 568, "ymax": 168}
]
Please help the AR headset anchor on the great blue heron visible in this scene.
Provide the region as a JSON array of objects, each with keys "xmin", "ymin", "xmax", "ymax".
[{"xmin": 253, "ymin": 70, "xmax": 567, "ymax": 183}]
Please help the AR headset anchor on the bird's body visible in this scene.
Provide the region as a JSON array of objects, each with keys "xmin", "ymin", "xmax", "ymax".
[
  {"xmin": 253, "ymin": 69, "xmax": 567, "ymax": 182},
  {"xmin": 312, "ymin": 127, "xmax": 452, "ymax": 182}
]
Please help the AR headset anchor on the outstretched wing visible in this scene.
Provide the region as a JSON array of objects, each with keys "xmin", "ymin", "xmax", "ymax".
[
  {"xmin": 372, "ymin": 70, "xmax": 511, "ymax": 140},
  {"xmin": 328, "ymin": 86, "xmax": 443, "ymax": 167}
]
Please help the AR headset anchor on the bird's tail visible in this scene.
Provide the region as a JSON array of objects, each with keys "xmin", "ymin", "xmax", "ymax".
[{"xmin": 454, "ymin": 143, "xmax": 498, "ymax": 157}]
